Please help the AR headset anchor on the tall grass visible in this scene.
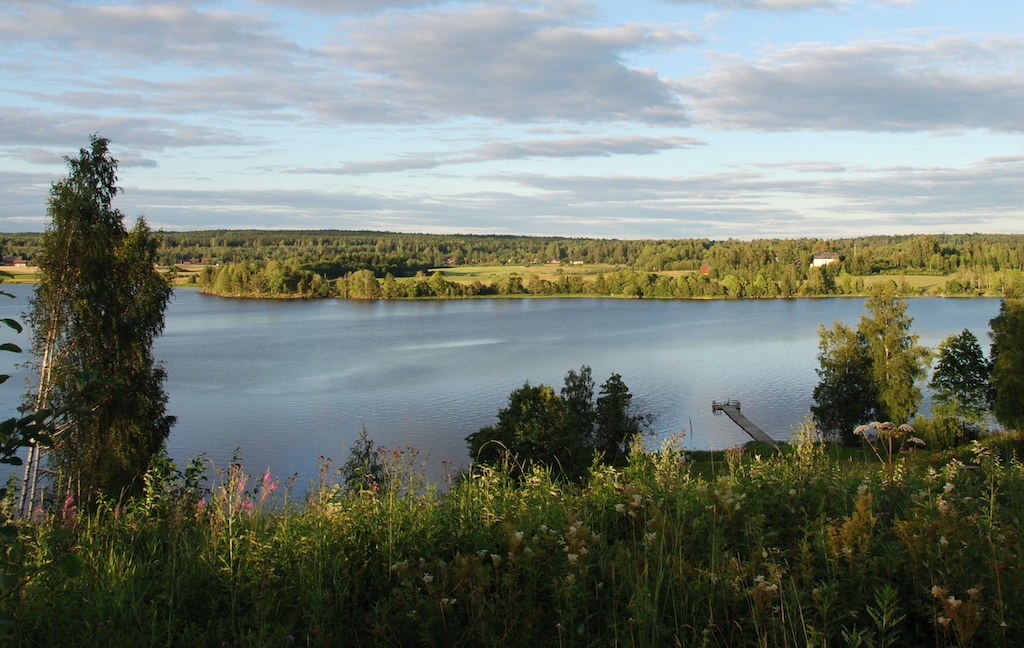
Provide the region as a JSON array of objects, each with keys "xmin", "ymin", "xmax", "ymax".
[{"xmin": 4, "ymin": 432, "xmax": 1023, "ymax": 646}]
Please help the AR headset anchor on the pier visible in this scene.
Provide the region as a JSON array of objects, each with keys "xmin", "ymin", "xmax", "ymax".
[{"xmin": 711, "ymin": 400, "xmax": 777, "ymax": 446}]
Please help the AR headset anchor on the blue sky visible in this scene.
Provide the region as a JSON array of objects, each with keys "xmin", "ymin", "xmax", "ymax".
[{"xmin": 1, "ymin": 0, "xmax": 1022, "ymax": 239}]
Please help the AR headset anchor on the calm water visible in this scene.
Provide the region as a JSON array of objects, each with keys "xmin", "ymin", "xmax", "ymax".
[{"xmin": 0, "ymin": 285, "xmax": 1002, "ymax": 487}]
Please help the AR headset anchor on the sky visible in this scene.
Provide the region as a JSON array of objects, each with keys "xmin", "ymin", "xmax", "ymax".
[{"xmin": 1, "ymin": 0, "xmax": 1022, "ymax": 240}]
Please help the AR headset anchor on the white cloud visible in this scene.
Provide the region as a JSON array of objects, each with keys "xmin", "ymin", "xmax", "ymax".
[
  {"xmin": 316, "ymin": 5, "xmax": 697, "ymax": 124},
  {"xmin": 0, "ymin": 4, "xmax": 300, "ymax": 70},
  {"xmin": 251, "ymin": 0, "xmax": 454, "ymax": 15},
  {"xmin": 660, "ymin": 0, "xmax": 851, "ymax": 12},
  {"xmin": 687, "ymin": 36, "xmax": 1024, "ymax": 132},
  {"xmin": 0, "ymin": 106, "xmax": 253, "ymax": 153},
  {"xmin": 293, "ymin": 134, "xmax": 704, "ymax": 174}
]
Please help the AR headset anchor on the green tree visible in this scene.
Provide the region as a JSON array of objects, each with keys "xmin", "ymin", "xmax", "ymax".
[
  {"xmin": 859, "ymin": 282, "xmax": 930, "ymax": 423},
  {"xmin": 29, "ymin": 135, "xmax": 174, "ymax": 500},
  {"xmin": 811, "ymin": 322, "xmax": 876, "ymax": 443},
  {"xmin": 340, "ymin": 425, "xmax": 384, "ymax": 491},
  {"xmin": 468, "ymin": 367, "xmax": 650, "ymax": 475},
  {"xmin": 930, "ymin": 329, "xmax": 990, "ymax": 427},
  {"xmin": 594, "ymin": 373, "xmax": 650, "ymax": 458},
  {"xmin": 988, "ymin": 298, "xmax": 1024, "ymax": 431},
  {"xmin": 560, "ymin": 366, "xmax": 596, "ymax": 447},
  {"xmin": 811, "ymin": 284, "xmax": 929, "ymax": 443}
]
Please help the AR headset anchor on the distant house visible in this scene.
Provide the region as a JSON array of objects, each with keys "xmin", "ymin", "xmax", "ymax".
[
  {"xmin": 812, "ymin": 253, "xmax": 839, "ymax": 267},
  {"xmin": 1, "ymin": 256, "xmax": 27, "ymax": 267},
  {"xmin": 699, "ymin": 264, "xmax": 712, "ymax": 275}
]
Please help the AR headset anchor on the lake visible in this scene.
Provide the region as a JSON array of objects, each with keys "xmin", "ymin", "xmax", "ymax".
[{"xmin": 0, "ymin": 285, "xmax": 1002, "ymax": 488}]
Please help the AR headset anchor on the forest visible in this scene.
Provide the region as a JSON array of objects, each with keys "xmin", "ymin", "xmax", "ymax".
[{"xmin": 6, "ymin": 230, "xmax": 1022, "ymax": 299}]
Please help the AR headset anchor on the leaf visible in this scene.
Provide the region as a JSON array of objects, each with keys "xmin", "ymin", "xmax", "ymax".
[
  {"xmin": 57, "ymin": 552, "xmax": 83, "ymax": 579},
  {"xmin": 0, "ymin": 318, "xmax": 21, "ymax": 334},
  {"xmin": 0, "ymin": 343, "xmax": 21, "ymax": 354}
]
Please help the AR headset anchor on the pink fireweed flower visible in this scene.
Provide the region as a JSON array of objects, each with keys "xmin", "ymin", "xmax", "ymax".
[{"xmin": 62, "ymin": 494, "xmax": 77, "ymax": 519}]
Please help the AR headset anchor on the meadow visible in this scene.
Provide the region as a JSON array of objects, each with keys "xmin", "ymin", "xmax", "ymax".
[{"xmin": 5, "ymin": 430, "xmax": 1023, "ymax": 647}]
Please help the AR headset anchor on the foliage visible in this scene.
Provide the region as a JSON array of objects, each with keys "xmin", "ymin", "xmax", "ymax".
[
  {"xmin": 467, "ymin": 366, "xmax": 650, "ymax": 476},
  {"xmin": 4, "ymin": 433, "xmax": 1024, "ymax": 646},
  {"xmin": 812, "ymin": 283, "xmax": 930, "ymax": 443},
  {"xmin": 0, "ymin": 274, "xmax": 84, "ymax": 620},
  {"xmin": 811, "ymin": 321, "xmax": 876, "ymax": 443},
  {"xmin": 988, "ymin": 298, "xmax": 1024, "ymax": 431},
  {"xmin": 29, "ymin": 135, "xmax": 174, "ymax": 500},
  {"xmin": 340, "ymin": 425, "xmax": 384, "ymax": 491},
  {"xmin": 860, "ymin": 281, "xmax": 931, "ymax": 423},
  {"xmin": 930, "ymin": 329, "xmax": 990, "ymax": 429},
  {"xmin": 105, "ymin": 229, "xmax": 1024, "ymax": 299}
]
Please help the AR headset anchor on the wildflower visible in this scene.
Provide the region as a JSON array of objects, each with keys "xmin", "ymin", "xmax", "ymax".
[
  {"xmin": 645, "ymin": 532, "xmax": 656, "ymax": 542},
  {"xmin": 788, "ymin": 488, "xmax": 797, "ymax": 496},
  {"xmin": 857, "ymin": 481, "xmax": 869, "ymax": 496},
  {"xmin": 422, "ymin": 573, "xmax": 434, "ymax": 584},
  {"xmin": 513, "ymin": 531, "xmax": 524, "ymax": 543},
  {"xmin": 441, "ymin": 598, "xmax": 456, "ymax": 606},
  {"xmin": 614, "ymin": 503, "xmax": 625, "ymax": 513},
  {"xmin": 490, "ymin": 554, "xmax": 501, "ymax": 566},
  {"xmin": 936, "ymin": 616, "xmax": 951, "ymax": 627},
  {"xmin": 946, "ymin": 596, "xmax": 962, "ymax": 610},
  {"xmin": 931, "ymin": 585, "xmax": 946, "ymax": 598},
  {"xmin": 939, "ymin": 536, "xmax": 948, "ymax": 546},
  {"xmin": 567, "ymin": 553, "xmax": 579, "ymax": 564},
  {"xmin": 944, "ymin": 482, "xmax": 955, "ymax": 494}
]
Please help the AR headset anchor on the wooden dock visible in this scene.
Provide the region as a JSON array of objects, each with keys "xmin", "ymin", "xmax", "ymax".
[{"xmin": 712, "ymin": 400, "xmax": 777, "ymax": 446}]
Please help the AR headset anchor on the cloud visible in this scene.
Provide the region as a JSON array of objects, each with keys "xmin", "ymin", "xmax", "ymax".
[
  {"xmin": 0, "ymin": 106, "xmax": 253, "ymax": 153},
  {"xmin": 687, "ymin": 36, "xmax": 1024, "ymax": 132},
  {"xmin": 251, "ymin": 0, "xmax": 454, "ymax": 15},
  {"xmin": 5, "ymin": 152, "xmax": 1022, "ymax": 238},
  {"xmin": 316, "ymin": 5, "xmax": 697, "ymax": 124},
  {"xmin": 660, "ymin": 0, "xmax": 850, "ymax": 12},
  {"xmin": 293, "ymin": 134, "xmax": 705, "ymax": 174},
  {"xmin": 0, "ymin": 4, "xmax": 300, "ymax": 70}
]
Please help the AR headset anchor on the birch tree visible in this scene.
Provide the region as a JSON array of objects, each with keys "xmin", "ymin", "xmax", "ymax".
[{"xmin": 27, "ymin": 135, "xmax": 174, "ymax": 501}]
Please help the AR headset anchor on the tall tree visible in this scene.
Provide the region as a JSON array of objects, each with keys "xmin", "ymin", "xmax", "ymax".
[
  {"xmin": 859, "ymin": 282, "xmax": 930, "ymax": 424},
  {"xmin": 988, "ymin": 298, "xmax": 1024, "ymax": 431},
  {"xmin": 811, "ymin": 283, "xmax": 929, "ymax": 443},
  {"xmin": 930, "ymin": 329, "xmax": 990, "ymax": 427},
  {"xmin": 29, "ymin": 135, "xmax": 174, "ymax": 500}
]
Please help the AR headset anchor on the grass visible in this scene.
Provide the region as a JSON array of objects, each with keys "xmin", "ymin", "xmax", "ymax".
[{"xmin": 4, "ymin": 431, "xmax": 1023, "ymax": 647}]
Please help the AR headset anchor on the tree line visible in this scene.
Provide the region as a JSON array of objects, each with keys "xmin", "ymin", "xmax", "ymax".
[
  {"xmin": 811, "ymin": 281, "xmax": 1024, "ymax": 447},
  {"xmin": 197, "ymin": 259, "xmax": 1024, "ymax": 300},
  {"xmin": 5, "ymin": 229, "xmax": 1024, "ymax": 299}
]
